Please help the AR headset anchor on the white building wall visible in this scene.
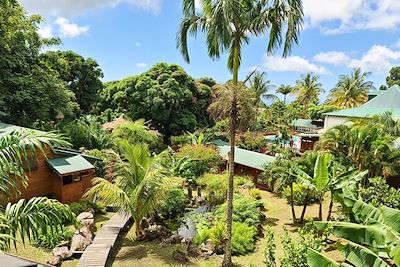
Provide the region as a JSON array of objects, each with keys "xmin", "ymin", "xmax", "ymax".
[{"xmin": 324, "ymin": 116, "xmax": 349, "ymax": 130}]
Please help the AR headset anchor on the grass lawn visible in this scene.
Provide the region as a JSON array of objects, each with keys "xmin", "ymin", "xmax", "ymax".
[
  {"xmin": 9, "ymin": 211, "xmax": 115, "ymax": 267},
  {"xmin": 108, "ymin": 190, "xmax": 342, "ymax": 266}
]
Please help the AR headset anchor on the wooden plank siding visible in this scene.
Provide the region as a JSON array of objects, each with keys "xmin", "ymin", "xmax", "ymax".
[{"xmin": 11, "ymin": 146, "xmax": 95, "ymax": 204}]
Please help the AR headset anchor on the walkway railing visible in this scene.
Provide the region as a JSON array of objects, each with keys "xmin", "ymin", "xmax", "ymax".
[{"xmin": 77, "ymin": 213, "xmax": 130, "ymax": 267}]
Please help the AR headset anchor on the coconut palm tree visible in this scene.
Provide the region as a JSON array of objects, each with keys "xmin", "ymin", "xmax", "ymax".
[
  {"xmin": 292, "ymin": 73, "xmax": 323, "ymax": 114},
  {"xmin": 0, "ymin": 130, "xmax": 73, "ymax": 251},
  {"xmin": 276, "ymin": 85, "xmax": 293, "ymax": 104},
  {"xmin": 248, "ymin": 71, "xmax": 278, "ymax": 105},
  {"xmin": 84, "ymin": 141, "xmax": 179, "ymax": 239},
  {"xmin": 177, "ymin": 1, "xmax": 303, "ymax": 264},
  {"xmin": 327, "ymin": 68, "xmax": 373, "ymax": 108}
]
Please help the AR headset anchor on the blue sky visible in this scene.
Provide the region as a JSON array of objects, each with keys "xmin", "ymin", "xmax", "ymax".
[{"xmin": 20, "ymin": 0, "xmax": 400, "ymax": 100}]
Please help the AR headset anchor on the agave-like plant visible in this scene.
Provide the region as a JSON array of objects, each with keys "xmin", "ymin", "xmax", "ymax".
[{"xmin": 0, "ymin": 129, "xmax": 73, "ymax": 251}]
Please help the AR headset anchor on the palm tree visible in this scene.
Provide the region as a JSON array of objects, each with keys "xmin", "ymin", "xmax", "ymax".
[
  {"xmin": 177, "ymin": 1, "xmax": 303, "ymax": 263},
  {"xmin": 327, "ymin": 68, "xmax": 373, "ymax": 108},
  {"xmin": 292, "ymin": 73, "xmax": 323, "ymax": 114},
  {"xmin": 276, "ymin": 85, "xmax": 293, "ymax": 104},
  {"xmin": 0, "ymin": 130, "xmax": 73, "ymax": 250},
  {"xmin": 208, "ymin": 82, "xmax": 257, "ymax": 131},
  {"xmin": 248, "ymin": 71, "xmax": 278, "ymax": 105},
  {"xmin": 84, "ymin": 142, "xmax": 179, "ymax": 239}
]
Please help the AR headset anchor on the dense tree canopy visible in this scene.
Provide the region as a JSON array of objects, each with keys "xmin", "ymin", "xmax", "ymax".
[
  {"xmin": 386, "ymin": 66, "xmax": 400, "ymax": 88},
  {"xmin": 40, "ymin": 50, "xmax": 104, "ymax": 113},
  {"xmin": 0, "ymin": 0, "xmax": 78, "ymax": 126},
  {"xmin": 97, "ymin": 63, "xmax": 213, "ymax": 143}
]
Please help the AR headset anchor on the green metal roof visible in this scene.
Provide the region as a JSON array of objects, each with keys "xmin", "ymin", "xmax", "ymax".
[
  {"xmin": 53, "ymin": 148, "xmax": 102, "ymax": 162},
  {"xmin": 292, "ymin": 119, "xmax": 318, "ymax": 128},
  {"xmin": 213, "ymin": 140, "xmax": 275, "ymax": 171},
  {"xmin": 325, "ymin": 85, "xmax": 400, "ymax": 118},
  {"xmin": 46, "ymin": 155, "xmax": 94, "ymax": 176}
]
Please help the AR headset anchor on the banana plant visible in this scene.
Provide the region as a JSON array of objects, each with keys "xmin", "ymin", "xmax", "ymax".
[{"xmin": 308, "ymin": 195, "xmax": 400, "ymax": 266}]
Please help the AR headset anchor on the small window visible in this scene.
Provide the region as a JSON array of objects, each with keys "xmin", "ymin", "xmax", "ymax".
[
  {"xmin": 63, "ymin": 175, "xmax": 73, "ymax": 185},
  {"xmin": 81, "ymin": 171, "xmax": 90, "ymax": 178},
  {"xmin": 73, "ymin": 173, "xmax": 82, "ymax": 182}
]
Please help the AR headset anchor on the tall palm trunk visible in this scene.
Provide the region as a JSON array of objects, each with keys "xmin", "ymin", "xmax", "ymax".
[
  {"xmin": 290, "ymin": 181, "xmax": 296, "ymax": 224},
  {"xmin": 223, "ymin": 44, "xmax": 239, "ymax": 267},
  {"xmin": 318, "ymin": 197, "xmax": 323, "ymax": 221}
]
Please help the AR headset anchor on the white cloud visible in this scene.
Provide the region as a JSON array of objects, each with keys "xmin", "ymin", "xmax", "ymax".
[
  {"xmin": 313, "ymin": 51, "xmax": 351, "ymax": 66},
  {"xmin": 135, "ymin": 42, "xmax": 141, "ymax": 47},
  {"xmin": 20, "ymin": 0, "xmax": 161, "ymax": 17},
  {"xmin": 54, "ymin": 18, "xmax": 89, "ymax": 38},
  {"xmin": 195, "ymin": 0, "xmax": 202, "ymax": 10},
  {"xmin": 37, "ymin": 25, "xmax": 53, "ymax": 38},
  {"xmin": 136, "ymin": 63, "xmax": 148, "ymax": 68},
  {"xmin": 262, "ymin": 55, "xmax": 329, "ymax": 75},
  {"xmin": 348, "ymin": 45, "xmax": 400, "ymax": 73},
  {"xmin": 303, "ymin": 0, "xmax": 400, "ymax": 33}
]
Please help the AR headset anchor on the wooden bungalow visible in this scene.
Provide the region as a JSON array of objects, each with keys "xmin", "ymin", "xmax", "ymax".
[
  {"xmin": 213, "ymin": 140, "xmax": 276, "ymax": 190},
  {"xmin": 1, "ymin": 122, "xmax": 98, "ymax": 204}
]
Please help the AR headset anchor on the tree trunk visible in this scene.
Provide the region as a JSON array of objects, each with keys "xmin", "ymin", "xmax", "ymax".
[
  {"xmin": 283, "ymin": 95, "xmax": 287, "ymax": 105},
  {"xmin": 197, "ymin": 185, "xmax": 201, "ymax": 197},
  {"xmin": 327, "ymin": 191, "xmax": 334, "ymax": 221},
  {"xmin": 318, "ymin": 200, "xmax": 323, "ymax": 221},
  {"xmin": 223, "ymin": 43, "xmax": 239, "ymax": 267},
  {"xmin": 290, "ymin": 181, "xmax": 296, "ymax": 224},
  {"xmin": 300, "ymin": 191, "xmax": 309, "ymax": 223},
  {"xmin": 135, "ymin": 219, "xmax": 142, "ymax": 239},
  {"xmin": 187, "ymin": 185, "xmax": 193, "ymax": 200}
]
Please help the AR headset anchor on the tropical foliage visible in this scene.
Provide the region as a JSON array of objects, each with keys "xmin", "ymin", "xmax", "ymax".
[
  {"xmin": 326, "ymin": 68, "xmax": 373, "ymax": 108},
  {"xmin": 84, "ymin": 142, "xmax": 180, "ymax": 238}
]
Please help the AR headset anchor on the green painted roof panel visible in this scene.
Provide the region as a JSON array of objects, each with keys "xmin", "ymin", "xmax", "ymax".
[
  {"xmin": 325, "ymin": 85, "xmax": 400, "ymax": 118},
  {"xmin": 213, "ymin": 140, "xmax": 275, "ymax": 171},
  {"xmin": 46, "ymin": 155, "xmax": 94, "ymax": 176},
  {"xmin": 292, "ymin": 119, "xmax": 318, "ymax": 128}
]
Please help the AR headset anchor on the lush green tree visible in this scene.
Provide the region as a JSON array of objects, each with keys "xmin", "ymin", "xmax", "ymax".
[
  {"xmin": 0, "ymin": 130, "xmax": 73, "ymax": 251},
  {"xmin": 177, "ymin": 0, "xmax": 303, "ymax": 263},
  {"xmin": 40, "ymin": 50, "xmax": 104, "ymax": 113},
  {"xmin": 276, "ymin": 85, "xmax": 293, "ymax": 104},
  {"xmin": 386, "ymin": 66, "xmax": 400, "ymax": 88},
  {"xmin": 208, "ymin": 82, "xmax": 257, "ymax": 131},
  {"xmin": 97, "ymin": 63, "xmax": 212, "ymax": 143},
  {"xmin": 292, "ymin": 73, "xmax": 323, "ymax": 113},
  {"xmin": 327, "ymin": 68, "xmax": 372, "ymax": 108},
  {"xmin": 308, "ymin": 104, "xmax": 338, "ymax": 120},
  {"xmin": 0, "ymin": 0, "xmax": 78, "ymax": 126},
  {"xmin": 111, "ymin": 119, "xmax": 159, "ymax": 150},
  {"xmin": 248, "ymin": 71, "xmax": 277, "ymax": 105},
  {"xmin": 85, "ymin": 142, "xmax": 180, "ymax": 239}
]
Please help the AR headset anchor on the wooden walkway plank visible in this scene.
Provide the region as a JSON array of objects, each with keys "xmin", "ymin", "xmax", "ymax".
[{"xmin": 76, "ymin": 213, "xmax": 130, "ymax": 267}]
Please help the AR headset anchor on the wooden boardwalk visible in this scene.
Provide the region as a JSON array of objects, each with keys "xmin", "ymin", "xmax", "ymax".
[{"xmin": 77, "ymin": 213, "xmax": 130, "ymax": 267}]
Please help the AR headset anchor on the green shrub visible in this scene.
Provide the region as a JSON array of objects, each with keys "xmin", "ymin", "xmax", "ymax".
[
  {"xmin": 283, "ymin": 183, "xmax": 319, "ymax": 206},
  {"xmin": 250, "ymin": 188, "xmax": 262, "ymax": 200},
  {"xmin": 170, "ymin": 134, "xmax": 192, "ymax": 147},
  {"xmin": 198, "ymin": 173, "xmax": 254, "ymax": 206},
  {"xmin": 264, "ymin": 227, "xmax": 276, "ymax": 267},
  {"xmin": 214, "ymin": 194, "xmax": 262, "ymax": 226},
  {"xmin": 176, "ymin": 144, "xmax": 222, "ymax": 177},
  {"xmin": 360, "ymin": 177, "xmax": 400, "ymax": 209},
  {"xmin": 69, "ymin": 199, "xmax": 106, "ymax": 215},
  {"xmin": 157, "ymin": 188, "xmax": 186, "ymax": 218},
  {"xmin": 236, "ymin": 132, "xmax": 266, "ymax": 152},
  {"xmin": 32, "ymin": 226, "xmax": 73, "ymax": 249},
  {"xmin": 194, "ymin": 221, "xmax": 257, "ymax": 255},
  {"xmin": 280, "ymin": 222, "xmax": 330, "ymax": 267}
]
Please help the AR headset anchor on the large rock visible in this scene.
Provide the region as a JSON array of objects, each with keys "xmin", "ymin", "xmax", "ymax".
[
  {"xmin": 172, "ymin": 250, "xmax": 189, "ymax": 262},
  {"xmin": 141, "ymin": 225, "xmax": 171, "ymax": 241},
  {"xmin": 52, "ymin": 246, "xmax": 72, "ymax": 260},
  {"xmin": 77, "ymin": 212, "xmax": 95, "ymax": 227},
  {"xmin": 47, "ymin": 255, "xmax": 61, "ymax": 266},
  {"xmin": 187, "ymin": 241, "xmax": 204, "ymax": 258},
  {"xmin": 200, "ymin": 241, "xmax": 216, "ymax": 256},
  {"xmin": 162, "ymin": 234, "xmax": 183, "ymax": 244},
  {"xmin": 70, "ymin": 229, "xmax": 92, "ymax": 251}
]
